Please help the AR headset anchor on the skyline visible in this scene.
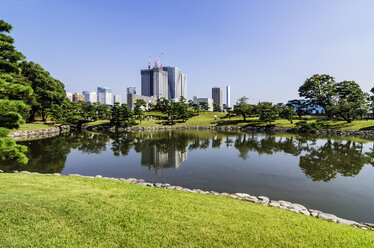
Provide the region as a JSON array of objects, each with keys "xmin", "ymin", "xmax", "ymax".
[{"xmin": 2, "ymin": 0, "xmax": 374, "ymax": 104}]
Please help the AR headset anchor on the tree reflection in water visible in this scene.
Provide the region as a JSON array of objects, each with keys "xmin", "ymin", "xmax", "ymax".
[{"xmin": 1, "ymin": 130, "xmax": 374, "ymax": 182}]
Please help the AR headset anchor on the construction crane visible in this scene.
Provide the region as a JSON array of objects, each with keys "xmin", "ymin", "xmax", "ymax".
[
  {"xmin": 153, "ymin": 52, "xmax": 163, "ymax": 68},
  {"xmin": 148, "ymin": 56, "xmax": 151, "ymax": 69}
]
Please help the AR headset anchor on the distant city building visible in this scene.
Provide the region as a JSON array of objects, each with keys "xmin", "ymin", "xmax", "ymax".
[
  {"xmin": 113, "ymin": 94, "xmax": 121, "ymax": 104},
  {"xmin": 127, "ymin": 87, "xmax": 136, "ymax": 95},
  {"xmin": 193, "ymin": 96, "xmax": 214, "ymax": 111},
  {"xmin": 72, "ymin": 93, "xmax": 84, "ymax": 102},
  {"xmin": 226, "ymin": 86, "xmax": 231, "ymax": 107},
  {"xmin": 127, "ymin": 93, "xmax": 157, "ymax": 111},
  {"xmin": 141, "ymin": 67, "xmax": 168, "ymax": 99},
  {"xmin": 82, "ymin": 91, "xmax": 97, "ymax": 103},
  {"xmin": 66, "ymin": 92, "xmax": 73, "ymax": 101},
  {"xmin": 162, "ymin": 66, "xmax": 187, "ymax": 101},
  {"xmin": 97, "ymin": 87, "xmax": 113, "ymax": 105},
  {"xmin": 212, "ymin": 87, "xmax": 223, "ymax": 107}
]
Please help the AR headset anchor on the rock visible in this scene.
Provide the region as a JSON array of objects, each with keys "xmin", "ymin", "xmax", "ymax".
[
  {"xmin": 318, "ymin": 213, "xmax": 338, "ymax": 222},
  {"xmin": 228, "ymin": 195, "xmax": 238, "ymax": 199},
  {"xmin": 289, "ymin": 209, "xmax": 300, "ymax": 213},
  {"xmin": 210, "ymin": 191, "xmax": 219, "ymax": 196},
  {"xmin": 68, "ymin": 174, "xmax": 81, "ymax": 177},
  {"xmin": 309, "ymin": 209, "xmax": 322, "ymax": 217},
  {"xmin": 220, "ymin": 192, "xmax": 229, "ymax": 197},
  {"xmin": 278, "ymin": 200, "xmax": 292, "ymax": 207},
  {"xmin": 19, "ymin": 171, "xmax": 31, "ymax": 174},
  {"xmin": 258, "ymin": 196, "xmax": 270, "ymax": 205},
  {"xmin": 135, "ymin": 179, "xmax": 145, "ymax": 183},
  {"xmin": 288, "ymin": 204, "xmax": 305, "ymax": 212},
  {"xmin": 291, "ymin": 203, "xmax": 307, "ymax": 210},
  {"xmin": 269, "ymin": 201, "xmax": 280, "ymax": 208},
  {"xmin": 161, "ymin": 183, "xmax": 170, "ymax": 188},
  {"xmin": 0, "ymin": 170, "xmax": 3, "ymax": 173},
  {"xmin": 300, "ymin": 210, "xmax": 310, "ymax": 216},
  {"xmin": 145, "ymin": 183, "xmax": 153, "ymax": 187},
  {"xmin": 236, "ymin": 193, "xmax": 250, "ymax": 198},
  {"xmin": 192, "ymin": 189, "xmax": 200, "ymax": 193},
  {"xmin": 12, "ymin": 170, "xmax": 19, "ymax": 173},
  {"xmin": 95, "ymin": 175, "xmax": 102, "ymax": 178},
  {"xmin": 244, "ymin": 196, "xmax": 259, "ymax": 203},
  {"xmin": 336, "ymin": 218, "xmax": 358, "ymax": 226},
  {"xmin": 175, "ymin": 186, "xmax": 183, "ymax": 191},
  {"xmin": 200, "ymin": 191, "xmax": 210, "ymax": 195},
  {"xmin": 154, "ymin": 183, "xmax": 162, "ymax": 188},
  {"xmin": 181, "ymin": 188, "xmax": 193, "ymax": 193},
  {"xmin": 279, "ymin": 206, "xmax": 288, "ymax": 210},
  {"xmin": 53, "ymin": 173, "xmax": 61, "ymax": 176}
]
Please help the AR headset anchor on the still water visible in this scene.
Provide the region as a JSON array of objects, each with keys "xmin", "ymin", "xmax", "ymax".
[{"xmin": 2, "ymin": 130, "xmax": 374, "ymax": 223}]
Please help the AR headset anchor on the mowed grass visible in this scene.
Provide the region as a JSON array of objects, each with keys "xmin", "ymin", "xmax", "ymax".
[
  {"xmin": 15, "ymin": 123, "xmax": 58, "ymax": 131},
  {"xmin": 0, "ymin": 174, "xmax": 373, "ymax": 247}
]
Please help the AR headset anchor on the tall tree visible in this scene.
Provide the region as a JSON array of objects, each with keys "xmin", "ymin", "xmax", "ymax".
[{"xmin": 0, "ymin": 20, "xmax": 25, "ymax": 73}]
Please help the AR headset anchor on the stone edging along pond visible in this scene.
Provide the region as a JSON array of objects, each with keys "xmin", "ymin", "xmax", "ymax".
[
  {"xmin": 83, "ymin": 124, "xmax": 374, "ymax": 138},
  {"xmin": 9, "ymin": 125, "xmax": 70, "ymax": 140},
  {"xmin": 1, "ymin": 170, "xmax": 373, "ymax": 231}
]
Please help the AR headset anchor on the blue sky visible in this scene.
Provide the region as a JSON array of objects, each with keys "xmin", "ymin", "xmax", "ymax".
[{"xmin": 2, "ymin": 0, "xmax": 374, "ymax": 104}]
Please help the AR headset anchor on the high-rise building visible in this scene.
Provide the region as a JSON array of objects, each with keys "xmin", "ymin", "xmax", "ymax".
[
  {"xmin": 72, "ymin": 93, "xmax": 85, "ymax": 102},
  {"xmin": 162, "ymin": 66, "xmax": 188, "ymax": 101},
  {"xmin": 212, "ymin": 87, "xmax": 223, "ymax": 108},
  {"xmin": 127, "ymin": 87, "xmax": 136, "ymax": 95},
  {"xmin": 193, "ymin": 96, "xmax": 214, "ymax": 111},
  {"xmin": 97, "ymin": 87, "xmax": 113, "ymax": 105},
  {"xmin": 82, "ymin": 91, "xmax": 97, "ymax": 103},
  {"xmin": 141, "ymin": 67, "xmax": 168, "ymax": 99},
  {"xmin": 226, "ymin": 86, "xmax": 231, "ymax": 108},
  {"xmin": 113, "ymin": 94, "xmax": 121, "ymax": 104},
  {"xmin": 66, "ymin": 92, "xmax": 73, "ymax": 101},
  {"xmin": 127, "ymin": 93, "xmax": 157, "ymax": 111}
]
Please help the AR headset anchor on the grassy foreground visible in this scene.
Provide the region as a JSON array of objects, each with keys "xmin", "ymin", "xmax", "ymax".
[{"xmin": 1, "ymin": 174, "xmax": 373, "ymax": 247}]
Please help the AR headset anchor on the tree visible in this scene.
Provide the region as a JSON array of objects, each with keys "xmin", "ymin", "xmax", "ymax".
[
  {"xmin": 287, "ymin": 100, "xmax": 310, "ymax": 119},
  {"xmin": 199, "ymin": 102, "xmax": 209, "ymax": 111},
  {"xmin": 279, "ymin": 107, "xmax": 296, "ymax": 124},
  {"xmin": 213, "ymin": 103, "xmax": 222, "ymax": 112},
  {"xmin": 298, "ymin": 74, "xmax": 336, "ymax": 116},
  {"xmin": 329, "ymin": 81, "xmax": 368, "ymax": 123},
  {"xmin": 259, "ymin": 105, "xmax": 277, "ymax": 125},
  {"xmin": 19, "ymin": 61, "xmax": 66, "ymax": 122},
  {"xmin": 134, "ymin": 99, "xmax": 146, "ymax": 123},
  {"xmin": 0, "ymin": 20, "xmax": 25, "ymax": 73},
  {"xmin": 233, "ymin": 97, "xmax": 253, "ymax": 121},
  {"xmin": 188, "ymin": 100, "xmax": 200, "ymax": 114}
]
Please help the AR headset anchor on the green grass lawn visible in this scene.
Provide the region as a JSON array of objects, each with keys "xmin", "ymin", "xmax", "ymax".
[
  {"xmin": 14, "ymin": 123, "xmax": 58, "ymax": 131},
  {"xmin": 0, "ymin": 174, "xmax": 373, "ymax": 247}
]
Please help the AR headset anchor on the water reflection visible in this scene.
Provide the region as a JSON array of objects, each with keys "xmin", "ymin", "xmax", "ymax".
[{"xmin": 1, "ymin": 131, "xmax": 374, "ymax": 183}]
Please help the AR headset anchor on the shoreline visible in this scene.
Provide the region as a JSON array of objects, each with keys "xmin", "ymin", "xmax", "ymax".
[{"xmin": 1, "ymin": 170, "xmax": 373, "ymax": 231}]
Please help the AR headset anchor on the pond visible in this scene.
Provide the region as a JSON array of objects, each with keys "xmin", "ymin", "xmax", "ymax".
[{"xmin": 2, "ymin": 130, "xmax": 374, "ymax": 223}]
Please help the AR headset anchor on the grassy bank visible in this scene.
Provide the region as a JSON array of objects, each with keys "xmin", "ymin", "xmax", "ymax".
[
  {"xmin": 0, "ymin": 174, "xmax": 373, "ymax": 247},
  {"xmin": 83, "ymin": 112, "xmax": 374, "ymax": 131}
]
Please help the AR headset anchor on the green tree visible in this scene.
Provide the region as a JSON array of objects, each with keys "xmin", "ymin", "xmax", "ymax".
[
  {"xmin": 213, "ymin": 103, "xmax": 222, "ymax": 112},
  {"xmin": 233, "ymin": 97, "xmax": 254, "ymax": 121},
  {"xmin": 0, "ymin": 20, "xmax": 25, "ymax": 73},
  {"xmin": 298, "ymin": 74, "xmax": 336, "ymax": 116},
  {"xmin": 19, "ymin": 61, "xmax": 66, "ymax": 122},
  {"xmin": 134, "ymin": 99, "xmax": 146, "ymax": 123},
  {"xmin": 199, "ymin": 102, "xmax": 210, "ymax": 111},
  {"xmin": 279, "ymin": 107, "xmax": 296, "ymax": 124},
  {"xmin": 258, "ymin": 102, "xmax": 277, "ymax": 124},
  {"xmin": 287, "ymin": 100, "xmax": 310, "ymax": 119}
]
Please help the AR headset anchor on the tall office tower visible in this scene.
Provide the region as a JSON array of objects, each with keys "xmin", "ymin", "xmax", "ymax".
[
  {"xmin": 97, "ymin": 87, "xmax": 113, "ymax": 105},
  {"xmin": 212, "ymin": 87, "xmax": 223, "ymax": 107},
  {"xmin": 226, "ymin": 86, "xmax": 231, "ymax": 107},
  {"xmin": 113, "ymin": 94, "xmax": 121, "ymax": 104},
  {"xmin": 82, "ymin": 91, "xmax": 97, "ymax": 103},
  {"xmin": 162, "ymin": 66, "xmax": 188, "ymax": 101},
  {"xmin": 141, "ymin": 67, "xmax": 168, "ymax": 99},
  {"xmin": 72, "ymin": 93, "xmax": 85, "ymax": 102},
  {"xmin": 127, "ymin": 87, "xmax": 136, "ymax": 95},
  {"xmin": 181, "ymin": 73, "xmax": 187, "ymax": 99},
  {"xmin": 66, "ymin": 92, "xmax": 73, "ymax": 101}
]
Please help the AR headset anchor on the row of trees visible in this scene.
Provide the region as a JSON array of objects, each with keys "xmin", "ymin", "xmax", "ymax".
[{"xmin": 232, "ymin": 74, "xmax": 374, "ymax": 124}]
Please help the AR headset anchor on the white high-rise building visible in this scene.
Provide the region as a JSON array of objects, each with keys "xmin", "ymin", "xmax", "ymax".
[
  {"xmin": 193, "ymin": 96, "xmax": 214, "ymax": 111},
  {"xmin": 82, "ymin": 91, "xmax": 97, "ymax": 103},
  {"xmin": 97, "ymin": 87, "xmax": 113, "ymax": 105},
  {"xmin": 113, "ymin": 94, "xmax": 121, "ymax": 104},
  {"xmin": 226, "ymin": 86, "xmax": 231, "ymax": 108},
  {"xmin": 66, "ymin": 92, "xmax": 73, "ymax": 101}
]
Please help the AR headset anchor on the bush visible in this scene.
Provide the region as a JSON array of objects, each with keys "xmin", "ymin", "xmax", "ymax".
[{"xmin": 295, "ymin": 121, "xmax": 323, "ymax": 133}]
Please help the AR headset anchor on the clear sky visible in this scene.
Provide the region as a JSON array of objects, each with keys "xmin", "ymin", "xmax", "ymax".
[{"xmin": 2, "ymin": 0, "xmax": 374, "ymax": 104}]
